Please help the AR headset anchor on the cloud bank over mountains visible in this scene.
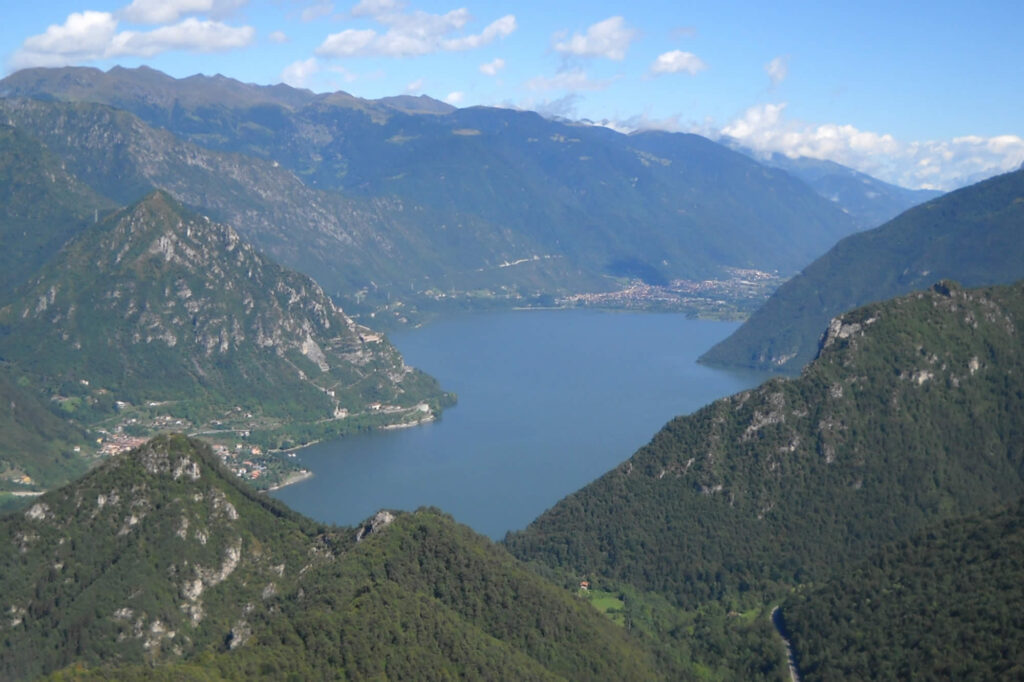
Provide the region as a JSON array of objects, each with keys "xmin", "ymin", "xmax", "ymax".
[{"xmin": 719, "ymin": 103, "xmax": 1024, "ymax": 190}]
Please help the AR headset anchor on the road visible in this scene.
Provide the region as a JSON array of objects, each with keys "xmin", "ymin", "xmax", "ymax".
[{"xmin": 771, "ymin": 606, "xmax": 801, "ymax": 682}]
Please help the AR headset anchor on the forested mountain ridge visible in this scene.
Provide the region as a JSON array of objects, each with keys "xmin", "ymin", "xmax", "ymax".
[
  {"xmin": 780, "ymin": 499, "xmax": 1024, "ymax": 680},
  {"xmin": 701, "ymin": 167, "xmax": 1024, "ymax": 373},
  {"xmin": 508, "ymin": 280, "xmax": 1024, "ymax": 616},
  {"xmin": 0, "ymin": 124, "xmax": 115, "ymax": 302},
  {"xmin": 0, "ymin": 190, "xmax": 448, "ymax": 456},
  {"xmin": 0, "ymin": 435, "xmax": 659, "ymax": 680},
  {"xmin": 1, "ymin": 65, "xmax": 869, "ymax": 317}
]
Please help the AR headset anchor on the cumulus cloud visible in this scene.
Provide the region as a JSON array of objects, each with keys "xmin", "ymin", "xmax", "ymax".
[
  {"xmin": 444, "ymin": 91, "xmax": 464, "ymax": 105},
  {"xmin": 268, "ymin": 30, "xmax": 289, "ymax": 43},
  {"xmin": 9, "ymin": 11, "xmax": 254, "ymax": 69},
  {"xmin": 317, "ymin": 6, "xmax": 515, "ymax": 58},
  {"xmin": 479, "ymin": 57, "xmax": 505, "ymax": 76},
  {"xmin": 405, "ymin": 77, "xmax": 423, "ymax": 92},
  {"xmin": 553, "ymin": 16, "xmax": 637, "ymax": 61},
  {"xmin": 10, "ymin": 11, "xmax": 118, "ymax": 68},
  {"xmin": 109, "ymin": 19, "xmax": 254, "ymax": 57},
  {"xmin": 526, "ymin": 68, "xmax": 617, "ymax": 92},
  {"xmin": 281, "ymin": 57, "xmax": 319, "ymax": 87},
  {"xmin": 721, "ymin": 102, "xmax": 1024, "ymax": 189},
  {"xmin": 649, "ymin": 50, "xmax": 706, "ymax": 76},
  {"xmin": 317, "ymin": 28, "xmax": 376, "ymax": 56},
  {"xmin": 765, "ymin": 55, "xmax": 788, "ymax": 86}
]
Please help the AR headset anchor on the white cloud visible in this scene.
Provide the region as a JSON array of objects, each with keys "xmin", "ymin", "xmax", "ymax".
[
  {"xmin": 120, "ymin": 0, "xmax": 247, "ymax": 25},
  {"xmin": 317, "ymin": 28, "xmax": 376, "ymax": 56},
  {"xmin": 268, "ymin": 30, "xmax": 289, "ymax": 43},
  {"xmin": 108, "ymin": 19, "xmax": 254, "ymax": 57},
  {"xmin": 721, "ymin": 102, "xmax": 1024, "ymax": 190},
  {"xmin": 317, "ymin": 7, "xmax": 515, "ymax": 58},
  {"xmin": 649, "ymin": 50, "xmax": 706, "ymax": 76},
  {"xmin": 765, "ymin": 55, "xmax": 788, "ymax": 86},
  {"xmin": 281, "ymin": 57, "xmax": 319, "ymax": 87},
  {"xmin": 10, "ymin": 11, "xmax": 118, "ymax": 68},
  {"xmin": 301, "ymin": 2, "xmax": 334, "ymax": 22},
  {"xmin": 526, "ymin": 68, "xmax": 617, "ymax": 93},
  {"xmin": 405, "ymin": 77, "xmax": 423, "ymax": 93},
  {"xmin": 479, "ymin": 57, "xmax": 505, "ymax": 76},
  {"xmin": 553, "ymin": 16, "xmax": 637, "ymax": 61},
  {"xmin": 444, "ymin": 91, "xmax": 464, "ymax": 105},
  {"xmin": 442, "ymin": 15, "xmax": 516, "ymax": 51},
  {"xmin": 9, "ymin": 11, "xmax": 254, "ymax": 68}
]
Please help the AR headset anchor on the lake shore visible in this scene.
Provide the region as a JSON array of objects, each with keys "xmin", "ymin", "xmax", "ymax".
[{"xmin": 264, "ymin": 469, "xmax": 313, "ymax": 492}]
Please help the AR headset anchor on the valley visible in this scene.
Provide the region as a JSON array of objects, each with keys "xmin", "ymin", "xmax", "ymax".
[{"xmin": 0, "ymin": 55, "xmax": 1020, "ymax": 680}]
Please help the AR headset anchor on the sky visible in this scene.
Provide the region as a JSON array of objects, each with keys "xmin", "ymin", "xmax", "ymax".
[{"xmin": 2, "ymin": 0, "xmax": 1023, "ymax": 190}]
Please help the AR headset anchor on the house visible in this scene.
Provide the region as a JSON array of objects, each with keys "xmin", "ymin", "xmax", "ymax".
[{"xmin": 579, "ymin": 581, "xmax": 590, "ymax": 591}]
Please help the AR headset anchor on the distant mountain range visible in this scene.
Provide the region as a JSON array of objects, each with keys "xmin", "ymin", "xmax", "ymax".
[
  {"xmin": 737, "ymin": 148, "xmax": 944, "ymax": 229},
  {"xmin": 1, "ymin": 65, "xmax": 932, "ymax": 320},
  {"xmin": 701, "ymin": 167, "xmax": 1024, "ymax": 373}
]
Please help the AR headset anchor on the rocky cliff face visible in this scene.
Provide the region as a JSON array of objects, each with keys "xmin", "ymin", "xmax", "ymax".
[
  {"xmin": 0, "ymin": 191, "xmax": 447, "ymax": 438},
  {"xmin": 0, "ymin": 435, "xmax": 337, "ymax": 677}
]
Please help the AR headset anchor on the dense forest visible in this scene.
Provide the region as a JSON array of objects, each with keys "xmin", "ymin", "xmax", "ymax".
[
  {"xmin": 507, "ymin": 281, "xmax": 1024, "ymax": 676},
  {"xmin": 781, "ymin": 500, "xmax": 1024, "ymax": 680},
  {"xmin": 1, "ymin": 435, "xmax": 658, "ymax": 680}
]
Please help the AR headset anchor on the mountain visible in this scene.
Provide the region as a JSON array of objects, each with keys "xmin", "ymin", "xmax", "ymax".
[
  {"xmin": 733, "ymin": 146, "xmax": 943, "ymax": 229},
  {"xmin": 700, "ymin": 167, "xmax": 1024, "ymax": 373},
  {"xmin": 0, "ymin": 366, "xmax": 89, "ymax": 500},
  {"xmin": 0, "ymin": 124, "xmax": 115, "ymax": 302},
  {"xmin": 0, "ymin": 191, "xmax": 449, "ymax": 453},
  {"xmin": 0, "ymin": 434, "xmax": 658, "ymax": 679},
  {"xmin": 507, "ymin": 280, "xmax": 1024, "ymax": 668},
  {"xmin": 1, "ymin": 66, "xmax": 864, "ymax": 317},
  {"xmin": 781, "ymin": 500, "xmax": 1024, "ymax": 680}
]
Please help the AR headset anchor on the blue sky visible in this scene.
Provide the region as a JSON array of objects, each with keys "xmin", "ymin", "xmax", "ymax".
[{"xmin": 3, "ymin": 0, "xmax": 1023, "ymax": 190}]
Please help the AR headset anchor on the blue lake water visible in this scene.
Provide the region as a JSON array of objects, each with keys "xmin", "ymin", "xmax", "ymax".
[{"xmin": 272, "ymin": 310, "xmax": 769, "ymax": 539}]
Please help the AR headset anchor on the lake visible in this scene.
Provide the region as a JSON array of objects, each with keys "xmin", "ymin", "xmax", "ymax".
[{"xmin": 272, "ymin": 310, "xmax": 769, "ymax": 539}]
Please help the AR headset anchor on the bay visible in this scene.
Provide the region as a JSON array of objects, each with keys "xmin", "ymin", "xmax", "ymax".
[{"xmin": 272, "ymin": 310, "xmax": 769, "ymax": 539}]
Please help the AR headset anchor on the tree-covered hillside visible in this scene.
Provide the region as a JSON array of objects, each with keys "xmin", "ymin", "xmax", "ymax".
[
  {"xmin": 781, "ymin": 500, "xmax": 1024, "ymax": 680},
  {"xmin": 701, "ymin": 168, "xmax": 1024, "ymax": 373},
  {"xmin": 1, "ymin": 435, "xmax": 659, "ymax": 680},
  {"xmin": 0, "ymin": 191, "xmax": 450, "ymax": 488},
  {"xmin": 509, "ymin": 280, "xmax": 1024, "ymax": 618},
  {"xmin": 0, "ymin": 125, "xmax": 115, "ymax": 302}
]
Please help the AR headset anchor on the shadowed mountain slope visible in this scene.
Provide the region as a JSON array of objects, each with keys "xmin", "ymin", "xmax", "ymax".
[{"xmin": 701, "ymin": 168, "xmax": 1024, "ymax": 373}]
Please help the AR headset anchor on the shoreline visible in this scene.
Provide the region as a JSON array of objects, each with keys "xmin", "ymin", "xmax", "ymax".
[{"xmin": 264, "ymin": 469, "xmax": 313, "ymax": 492}]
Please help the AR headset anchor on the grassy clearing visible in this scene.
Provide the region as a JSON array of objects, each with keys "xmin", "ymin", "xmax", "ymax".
[{"xmin": 584, "ymin": 589, "xmax": 627, "ymax": 626}]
